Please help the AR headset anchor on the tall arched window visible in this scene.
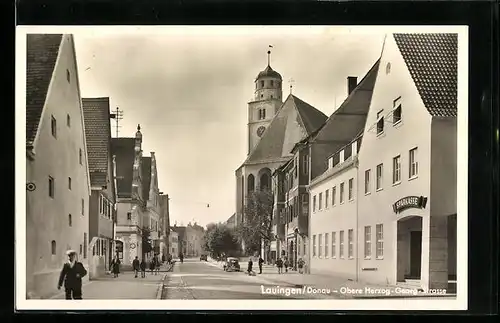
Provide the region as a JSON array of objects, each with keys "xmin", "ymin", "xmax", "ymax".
[
  {"xmin": 247, "ymin": 174, "xmax": 255, "ymax": 193},
  {"xmin": 51, "ymin": 240, "xmax": 56, "ymax": 255},
  {"xmin": 260, "ymin": 173, "xmax": 270, "ymax": 191}
]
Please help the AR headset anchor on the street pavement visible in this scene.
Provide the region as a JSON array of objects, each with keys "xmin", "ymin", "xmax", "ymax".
[
  {"xmin": 51, "ymin": 267, "xmax": 169, "ymax": 300},
  {"xmin": 161, "ymin": 258, "xmax": 336, "ymax": 299}
]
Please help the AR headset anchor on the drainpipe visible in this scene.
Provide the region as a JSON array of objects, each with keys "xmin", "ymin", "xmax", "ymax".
[{"xmin": 355, "ymin": 157, "xmax": 360, "ymax": 282}]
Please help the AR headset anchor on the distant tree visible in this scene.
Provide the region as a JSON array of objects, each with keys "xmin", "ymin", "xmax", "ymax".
[
  {"xmin": 237, "ymin": 190, "xmax": 274, "ymax": 256},
  {"xmin": 203, "ymin": 223, "xmax": 240, "ymax": 259},
  {"xmin": 141, "ymin": 226, "xmax": 153, "ymax": 257}
]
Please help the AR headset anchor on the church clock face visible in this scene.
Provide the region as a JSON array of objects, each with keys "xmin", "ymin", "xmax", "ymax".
[{"xmin": 257, "ymin": 126, "xmax": 266, "ymax": 137}]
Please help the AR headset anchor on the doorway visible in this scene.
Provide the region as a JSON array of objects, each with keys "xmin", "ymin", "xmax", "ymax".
[{"xmin": 409, "ymin": 231, "xmax": 422, "ymax": 278}]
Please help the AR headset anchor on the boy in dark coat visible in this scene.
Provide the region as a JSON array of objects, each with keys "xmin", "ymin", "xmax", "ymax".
[
  {"xmin": 132, "ymin": 256, "xmax": 140, "ymax": 278},
  {"xmin": 58, "ymin": 250, "xmax": 87, "ymax": 299}
]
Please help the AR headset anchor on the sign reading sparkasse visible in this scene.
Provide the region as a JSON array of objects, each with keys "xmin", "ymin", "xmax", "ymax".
[{"xmin": 392, "ymin": 196, "xmax": 428, "ymax": 214}]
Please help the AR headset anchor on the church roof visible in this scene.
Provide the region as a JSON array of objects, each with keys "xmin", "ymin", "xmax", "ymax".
[
  {"xmin": 82, "ymin": 97, "xmax": 112, "ymax": 187},
  {"xmin": 244, "ymin": 94, "xmax": 328, "ymax": 165},
  {"xmin": 393, "ymin": 33, "xmax": 457, "ymax": 117},
  {"xmin": 26, "ymin": 34, "xmax": 63, "ymax": 149},
  {"xmin": 256, "ymin": 65, "xmax": 282, "ymax": 80}
]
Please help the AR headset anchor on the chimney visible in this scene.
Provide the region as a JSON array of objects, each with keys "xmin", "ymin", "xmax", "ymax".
[{"xmin": 347, "ymin": 76, "xmax": 358, "ymax": 95}]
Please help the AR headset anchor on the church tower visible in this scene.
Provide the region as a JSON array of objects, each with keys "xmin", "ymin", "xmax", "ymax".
[{"xmin": 247, "ymin": 50, "xmax": 283, "ymax": 154}]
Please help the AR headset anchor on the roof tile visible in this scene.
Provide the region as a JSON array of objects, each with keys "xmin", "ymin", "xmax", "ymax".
[
  {"xmin": 111, "ymin": 138, "xmax": 135, "ymax": 198},
  {"xmin": 393, "ymin": 33, "xmax": 457, "ymax": 117},
  {"xmin": 26, "ymin": 34, "xmax": 63, "ymax": 148}
]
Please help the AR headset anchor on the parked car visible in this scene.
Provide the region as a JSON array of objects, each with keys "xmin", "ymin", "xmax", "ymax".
[
  {"xmin": 223, "ymin": 257, "xmax": 240, "ymax": 272},
  {"xmin": 200, "ymin": 254, "xmax": 208, "ymax": 261}
]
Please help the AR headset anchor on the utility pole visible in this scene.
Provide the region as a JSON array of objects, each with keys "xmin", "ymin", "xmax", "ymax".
[{"xmin": 110, "ymin": 107, "xmax": 124, "ymax": 137}]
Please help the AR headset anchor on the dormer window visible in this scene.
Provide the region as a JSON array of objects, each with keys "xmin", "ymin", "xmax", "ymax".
[
  {"xmin": 352, "ymin": 140, "xmax": 358, "ymax": 156},
  {"xmin": 393, "ymin": 97, "xmax": 402, "ymax": 124},
  {"xmin": 376, "ymin": 110, "xmax": 384, "ymax": 135},
  {"xmin": 328, "ymin": 157, "xmax": 333, "ymax": 169}
]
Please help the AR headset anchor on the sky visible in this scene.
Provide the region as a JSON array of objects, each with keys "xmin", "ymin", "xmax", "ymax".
[{"xmin": 72, "ymin": 27, "xmax": 385, "ymax": 228}]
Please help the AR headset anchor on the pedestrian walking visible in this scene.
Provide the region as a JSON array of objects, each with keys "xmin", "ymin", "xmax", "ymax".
[
  {"xmin": 132, "ymin": 256, "xmax": 140, "ymax": 278},
  {"xmin": 258, "ymin": 256, "xmax": 264, "ymax": 274},
  {"xmin": 140, "ymin": 259, "xmax": 147, "ymax": 278},
  {"xmin": 150, "ymin": 257, "xmax": 156, "ymax": 274},
  {"xmin": 276, "ymin": 258, "xmax": 283, "ymax": 274},
  {"xmin": 111, "ymin": 257, "xmax": 121, "ymax": 278},
  {"xmin": 284, "ymin": 257, "xmax": 289, "ymax": 273},
  {"xmin": 247, "ymin": 258, "xmax": 254, "ymax": 276},
  {"xmin": 155, "ymin": 256, "xmax": 161, "ymax": 274},
  {"xmin": 298, "ymin": 258, "xmax": 305, "ymax": 274},
  {"xmin": 57, "ymin": 250, "xmax": 87, "ymax": 300}
]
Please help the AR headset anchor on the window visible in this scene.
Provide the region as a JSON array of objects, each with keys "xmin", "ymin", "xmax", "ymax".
[
  {"xmin": 339, "ymin": 150, "xmax": 345, "ymax": 163},
  {"xmin": 409, "ymin": 147, "xmax": 418, "ymax": 178},
  {"xmin": 325, "ymin": 233, "xmax": 329, "ymax": 257},
  {"xmin": 319, "ymin": 193, "xmax": 323, "ymax": 210},
  {"xmin": 339, "ymin": 231, "xmax": 344, "ymax": 258},
  {"xmin": 364, "ymin": 169, "xmax": 371, "ymax": 194},
  {"xmin": 325, "ymin": 189, "xmax": 329, "ymax": 209},
  {"xmin": 262, "ymin": 109, "xmax": 266, "ymax": 119},
  {"xmin": 318, "ymin": 234, "xmax": 323, "ymax": 257},
  {"xmin": 393, "ymin": 97, "xmax": 402, "ymax": 123},
  {"xmin": 270, "ymin": 80, "xmax": 274, "ymax": 87},
  {"xmin": 313, "ymin": 195, "xmax": 316, "ymax": 212},
  {"xmin": 81, "ymin": 198, "xmax": 85, "ymax": 216},
  {"xmin": 328, "ymin": 158, "xmax": 333, "ymax": 169},
  {"xmin": 99, "ymin": 195, "xmax": 103, "ymax": 214},
  {"xmin": 51, "ymin": 116, "xmax": 57, "ymax": 138},
  {"xmin": 376, "ymin": 110, "xmax": 384, "ymax": 135},
  {"xmin": 83, "ymin": 233, "xmax": 87, "ymax": 259},
  {"xmin": 68, "ymin": 214, "xmax": 72, "ymax": 227},
  {"xmin": 48, "ymin": 176, "xmax": 55, "ymax": 198},
  {"xmin": 67, "ymin": 114, "xmax": 71, "ymax": 127},
  {"xmin": 332, "ymin": 186, "xmax": 336, "ymax": 206},
  {"xmin": 348, "ymin": 229, "xmax": 354, "ymax": 259},
  {"xmin": 312, "ymin": 235, "xmax": 316, "ymax": 256},
  {"xmin": 79, "ymin": 244, "xmax": 83, "ymax": 256},
  {"xmin": 270, "ymin": 95, "xmax": 273, "ymax": 99},
  {"xmin": 339, "ymin": 183, "xmax": 345, "ymax": 204},
  {"xmin": 51, "ymin": 240, "xmax": 56, "ymax": 255},
  {"xmin": 376, "ymin": 163, "xmax": 383, "ymax": 190},
  {"xmin": 302, "ymin": 154, "xmax": 309, "ymax": 175},
  {"xmin": 376, "ymin": 224, "xmax": 384, "ymax": 259},
  {"xmin": 79, "ymin": 148, "xmax": 83, "ymax": 165},
  {"xmin": 364, "ymin": 226, "xmax": 372, "ymax": 259},
  {"xmin": 393, "ymin": 155, "xmax": 401, "ymax": 184},
  {"xmin": 66, "ymin": 69, "xmax": 71, "ymax": 83},
  {"xmin": 260, "ymin": 80, "xmax": 264, "ymax": 88},
  {"xmin": 331, "ymin": 232, "xmax": 336, "ymax": 258},
  {"xmin": 348, "ymin": 178, "xmax": 354, "ymax": 201},
  {"xmin": 68, "ymin": 177, "xmax": 72, "ymax": 190},
  {"xmin": 303, "ymin": 238, "xmax": 306, "ymax": 255}
]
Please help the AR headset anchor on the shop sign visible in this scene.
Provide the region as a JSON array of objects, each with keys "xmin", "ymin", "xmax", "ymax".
[{"xmin": 392, "ymin": 196, "xmax": 427, "ymax": 214}]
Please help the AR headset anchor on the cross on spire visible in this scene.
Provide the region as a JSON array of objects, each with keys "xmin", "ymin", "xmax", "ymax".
[{"xmin": 267, "ymin": 45, "xmax": 273, "ymax": 66}]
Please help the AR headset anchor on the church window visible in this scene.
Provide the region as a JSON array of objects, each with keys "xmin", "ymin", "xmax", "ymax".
[
  {"xmin": 262, "ymin": 109, "xmax": 266, "ymax": 119},
  {"xmin": 247, "ymin": 174, "xmax": 255, "ymax": 193},
  {"xmin": 270, "ymin": 80, "xmax": 274, "ymax": 87},
  {"xmin": 51, "ymin": 240, "xmax": 56, "ymax": 255},
  {"xmin": 260, "ymin": 80, "xmax": 264, "ymax": 88}
]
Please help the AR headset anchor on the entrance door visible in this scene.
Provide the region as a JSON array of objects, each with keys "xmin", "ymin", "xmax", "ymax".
[{"xmin": 409, "ymin": 231, "xmax": 422, "ymax": 278}]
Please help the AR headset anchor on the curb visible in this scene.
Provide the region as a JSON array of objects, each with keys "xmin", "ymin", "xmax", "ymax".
[{"xmin": 155, "ymin": 263, "xmax": 174, "ymax": 300}]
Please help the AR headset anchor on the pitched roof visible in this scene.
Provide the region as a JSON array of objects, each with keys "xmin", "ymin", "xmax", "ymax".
[
  {"xmin": 310, "ymin": 59, "xmax": 380, "ymax": 144},
  {"xmin": 141, "ymin": 157, "xmax": 152, "ymax": 202},
  {"xmin": 393, "ymin": 33, "xmax": 457, "ymax": 117},
  {"xmin": 82, "ymin": 97, "xmax": 112, "ymax": 187},
  {"xmin": 111, "ymin": 138, "xmax": 135, "ymax": 198},
  {"xmin": 26, "ymin": 34, "xmax": 63, "ymax": 148},
  {"xmin": 244, "ymin": 94, "xmax": 328, "ymax": 165}
]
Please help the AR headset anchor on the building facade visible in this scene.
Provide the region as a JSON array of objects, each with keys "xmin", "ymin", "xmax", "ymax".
[
  {"xmin": 26, "ymin": 34, "xmax": 91, "ymax": 298},
  {"xmin": 356, "ymin": 33, "xmax": 457, "ymax": 291},
  {"xmin": 141, "ymin": 153, "xmax": 163, "ymax": 261},
  {"xmin": 169, "ymin": 229, "xmax": 178, "ymax": 258},
  {"xmin": 171, "ymin": 225, "xmax": 187, "ymax": 256},
  {"xmin": 185, "ymin": 223, "xmax": 205, "ymax": 257},
  {"xmin": 112, "ymin": 126, "xmax": 146, "ymax": 269},
  {"xmin": 159, "ymin": 194, "xmax": 170, "ymax": 260},
  {"xmin": 82, "ymin": 97, "xmax": 117, "ymax": 280}
]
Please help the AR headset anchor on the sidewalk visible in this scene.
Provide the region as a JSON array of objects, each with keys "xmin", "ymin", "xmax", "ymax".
[{"xmin": 51, "ymin": 262, "xmax": 173, "ymax": 300}]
